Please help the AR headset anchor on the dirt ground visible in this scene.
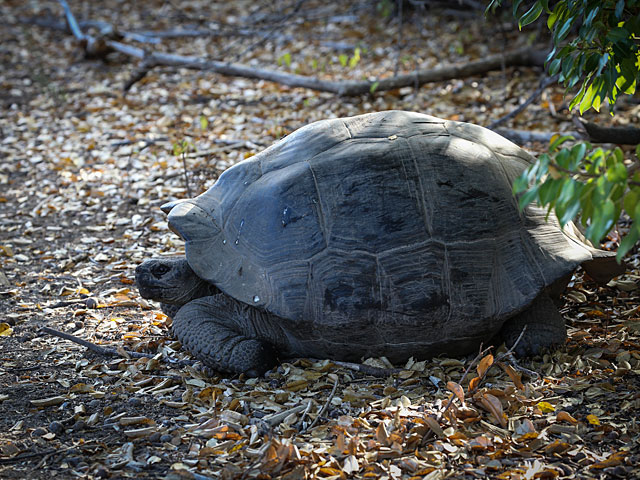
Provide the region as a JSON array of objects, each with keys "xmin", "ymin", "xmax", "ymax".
[{"xmin": 1, "ymin": 1, "xmax": 640, "ymax": 479}]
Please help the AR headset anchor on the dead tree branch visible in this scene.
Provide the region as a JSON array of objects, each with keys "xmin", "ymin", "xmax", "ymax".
[
  {"xmin": 36, "ymin": 2, "xmax": 548, "ymax": 96},
  {"xmin": 579, "ymin": 119, "xmax": 640, "ymax": 145},
  {"xmin": 488, "ymin": 75, "xmax": 559, "ymax": 129},
  {"xmin": 113, "ymin": 44, "xmax": 546, "ymax": 95}
]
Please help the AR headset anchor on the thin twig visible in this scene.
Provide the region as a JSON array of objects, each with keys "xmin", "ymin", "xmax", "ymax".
[
  {"xmin": 181, "ymin": 152, "xmax": 192, "ymax": 197},
  {"xmin": 297, "ymin": 398, "xmax": 314, "ymax": 430},
  {"xmin": 306, "ymin": 375, "xmax": 339, "ymax": 431},
  {"xmin": 498, "ymin": 325, "xmax": 528, "ymax": 360},
  {"xmin": 329, "ymin": 360, "xmax": 403, "ymax": 377},
  {"xmin": 488, "ymin": 75, "xmax": 559, "ymax": 129},
  {"xmin": 40, "ymin": 326, "xmax": 155, "ymax": 359}
]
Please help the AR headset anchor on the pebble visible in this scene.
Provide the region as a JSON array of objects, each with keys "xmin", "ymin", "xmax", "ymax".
[
  {"xmin": 72, "ymin": 420, "xmax": 86, "ymax": 432},
  {"xmin": 148, "ymin": 432, "xmax": 161, "ymax": 443},
  {"xmin": 159, "ymin": 434, "xmax": 173, "ymax": 443},
  {"xmin": 88, "ymin": 399, "xmax": 101, "ymax": 409},
  {"xmin": 85, "ymin": 298, "xmax": 98, "ymax": 309},
  {"xmin": 49, "ymin": 421, "xmax": 64, "ymax": 435},
  {"xmin": 31, "ymin": 427, "xmax": 47, "ymax": 437},
  {"xmin": 128, "ymin": 397, "xmax": 141, "ymax": 407}
]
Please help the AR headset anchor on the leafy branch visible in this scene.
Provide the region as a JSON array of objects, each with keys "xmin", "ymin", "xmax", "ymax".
[{"xmin": 514, "ymin": 136, "xmax": 640, "ymax": 259}]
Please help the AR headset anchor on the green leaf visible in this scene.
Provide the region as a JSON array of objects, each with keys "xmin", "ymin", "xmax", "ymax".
[
  {"xmin": 554, "ymin": 16, "xmax": 574, "ymax": 43},
  {"xmin": 369, "ymin": 81, "xmax": 380, "ymax": 93},
  {"xmin": 607, "ymin": 26, "xmax": 630, "ymax": 43},
  {"xmin": 339, "ymin": 54, "xmax": 348, "ymax": 67},
  {"xmin": 513, "ymin": 172, "xmax": 530, "ymax": 194},
  {"xmin": 199, "ymin": 115, "xmax": 208, "ymax": 130},
  {"xmin": 518, "ymin": 185, "xmax": 540, "ymax": 210},
  {"xmin": 624, "ymin": 190, "xmax": 640, "ymax": 215},
  {"xmin": 617, "ymin": 225, "xmax": 639, "ymax": 261},
  {"xmin": 569, "ymin": 143, "xmax": 587, "ymax": 169},
  {"xmin": 278, "ymin": 53, "xmax": 292, "ymax": 68},
  {"xmin": 519, "ymin": 2, "xmax": 544, "ymax": 28},
  {"xmin": 606, "ymin": 163, "xmax": 628, "ymax": 183},
  {"xmin": 548, "ymin": 58, "xmax": 562, "ymax": 75},
  {"xmin": 583, "ymin": 6, "xmax": 599, "ymax": 28},
  {"xmin": 538, "ymin": 178, "xmax": 564, "ymax": 207},
  {"xmin": 557, "ymin": 181, "xmax": 584, "ymax": 225},
  {"xmin": 512, "ymin": 0, "xmax": 524, "ymax": 18},
  {"xmin": 549, "ymin": 134, "xmax": 574, "ymax": 152},
  {"xmin": 579, "ymin": 82, "xmax": 598, "ymax": 114},
  {"xmin": 586, "ymin": 198, "xmax": 616, "ymax": 243},
  {"xmin": 349, "ymin": 48, "xmax": 361, "ymax": 68}
]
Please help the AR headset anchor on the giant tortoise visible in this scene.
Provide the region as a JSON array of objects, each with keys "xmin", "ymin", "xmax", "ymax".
[{"xmin": 136, "ymin": 111, "xmax": 622, "ymax": 376}]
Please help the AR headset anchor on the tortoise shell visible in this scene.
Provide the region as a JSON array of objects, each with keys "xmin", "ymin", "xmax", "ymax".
[{"xmin": 166, "ymin": 111, "xmax": 598, "ymax": 357}]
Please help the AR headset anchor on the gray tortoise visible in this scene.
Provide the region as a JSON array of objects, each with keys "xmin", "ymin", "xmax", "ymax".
[{"xmin": 136, "ymin": 111, "xmax": 622, "ymax": 376}]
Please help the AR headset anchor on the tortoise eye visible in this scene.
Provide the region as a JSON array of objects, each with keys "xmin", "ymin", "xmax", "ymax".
[{"xmin": 151, "ymin": 264, "xmax": 171, "ymax": 277}]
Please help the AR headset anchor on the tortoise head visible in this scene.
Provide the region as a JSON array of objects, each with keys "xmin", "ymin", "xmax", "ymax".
[{"xmin": 135, "ymin": 257, "xmax": 215, "ymax": 306}]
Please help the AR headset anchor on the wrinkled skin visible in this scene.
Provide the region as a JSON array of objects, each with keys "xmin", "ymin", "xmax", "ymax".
[
  {"xmin": 136, "ymin": 257, "xmax": 283, "ymax": 376},
  {"xmin": 136, "ymin": 257, "xmax": 216, "ymax": 306}
]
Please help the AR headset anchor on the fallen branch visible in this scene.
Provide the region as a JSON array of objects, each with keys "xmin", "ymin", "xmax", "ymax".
[
  {"xmin": 40, "ymin": 326, "xmax": 155, "ymax": 359},
  {"xmin": 488, "ymin": 75, "xmax": 559, "ymax": 129},
  {"xmin": 492, "ymin": 128, "xmax": 583, "ymax": 145},
  {"xmin": 114, "ymin": 43, "xmax": 547, "ymax": 95},
  {"xmin": 40, "ymin": 3, "xmax": 549, "ymax": 96},
  {"xmin": 580, "ymin": 119, "xmax": 640, "ymax": 145}
]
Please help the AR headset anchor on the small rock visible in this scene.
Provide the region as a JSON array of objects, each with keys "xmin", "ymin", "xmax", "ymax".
[
  {"xmin": 88, "ymin": 399, "xmax": 101, "ymax": 409},
  {"xmin": 72, "ymin": 420, "xmax": 86, "ymax": 432},
  {"xmin": 127, "ymin": 397, "xmax": 141, "ymax": 407},
  {"xmin": 160, "ymin": 434, "xmax": 173, "ymax": 443},
  {"xmin": 148, "ymin": 432, "xmax": 161, "ymax": 443},
  {"xmin": 31, "ymin": 427, "xmax": 47, "ymax": 437},
  {"xmin": 49, "ymin": 421, "xmax": 64, "ymax": 435},
  {"xmin": 85, "ymin": 298, "xmax": 98, "ymax": 309},
  {"xmin": 66, "ymin": 456, "xmax": 81, "ymax": 467}
]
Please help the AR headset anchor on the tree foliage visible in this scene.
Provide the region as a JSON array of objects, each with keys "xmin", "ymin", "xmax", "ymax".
[{"xmin": 487, "ymin": 0, "xmax": 640, "ymax": 259}]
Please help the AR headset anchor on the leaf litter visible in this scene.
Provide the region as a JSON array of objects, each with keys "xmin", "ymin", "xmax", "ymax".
[{"xmin": 1, "ymin": 0, "xmax": 640, "ymax": 479}]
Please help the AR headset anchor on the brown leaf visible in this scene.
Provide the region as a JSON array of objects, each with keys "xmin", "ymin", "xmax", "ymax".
[
  {"xmin": 480, "ymin": 393, "xmax": 507, "ymax": 427},
  {"xmin": 469, "ymin": 376, "xmax": 481, "ymax": 391},
  {"xmin": 501, "ymin": 363, "xmax": 524, "ymax": 390},
  {"xmin": 423, "ymin": 416, "xmax": 445, "ymax": 438},
  {"xmin": 476, "ymin": 354, "xmax": 494, "ymax": 377},
  {"xmin": 556, "ymin": 410, "xmax": 579, "ymax": 425},
  {"xmin": 446, "ymin": 381, "xmax": 465, "ymax": 406},
  {"xmin": 375, "ymin": 422, "xmax": 390, "ymax": 446}
]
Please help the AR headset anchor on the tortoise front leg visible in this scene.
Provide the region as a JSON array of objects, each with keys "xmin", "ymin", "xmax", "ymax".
[{"xmin": 172, "ymin": 294, "xmax": 279, "ymax": 376}]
